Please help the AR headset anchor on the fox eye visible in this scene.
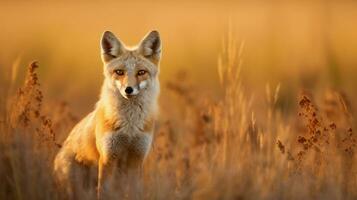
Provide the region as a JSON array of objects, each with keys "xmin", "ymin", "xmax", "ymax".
[
  {"xmin": 137, "ymin": 70, "xmax": 147, "ymax": 76},
  {"xmin": 114, "ymin": 69, "xmax": 124, "ymax": 76}
]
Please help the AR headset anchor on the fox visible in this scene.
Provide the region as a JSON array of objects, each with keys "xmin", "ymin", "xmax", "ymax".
[{"xmin": 53, "ymin": 30, "xmax": 161, "ymax": 197}]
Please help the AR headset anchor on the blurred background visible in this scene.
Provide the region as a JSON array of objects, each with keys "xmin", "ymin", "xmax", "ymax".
[
  {"xmin": 1, "ymin": 1, "xmax": 357, "ymax": 199},
  {"xmin": 1, "ymin": 0, "xmax": 357, "ymax": 115}
]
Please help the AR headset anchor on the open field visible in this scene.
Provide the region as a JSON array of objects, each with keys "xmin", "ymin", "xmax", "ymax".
[{"xmin": 1, "ymin": 0, "xmax": 357, "ymax": 199}]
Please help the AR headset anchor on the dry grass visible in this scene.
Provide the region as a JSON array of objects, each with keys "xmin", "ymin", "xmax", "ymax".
[{"xmin": 0, "ymin": 30, "xmax": 356, "ymax": 200}]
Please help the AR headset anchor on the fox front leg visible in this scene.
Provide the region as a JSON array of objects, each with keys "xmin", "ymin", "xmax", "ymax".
[{"xmin": 97, "ymin": 156, "xmax": 113, "ymax": 200}]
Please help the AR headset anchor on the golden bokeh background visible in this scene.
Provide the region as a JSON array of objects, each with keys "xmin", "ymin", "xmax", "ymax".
[
  {"xmin": 1, "ymin": 1, "xmax": 357, "ymax": 199},
  {"xmin": 1, "ymin": 0, "xmax": 357, "ymax": 114}
]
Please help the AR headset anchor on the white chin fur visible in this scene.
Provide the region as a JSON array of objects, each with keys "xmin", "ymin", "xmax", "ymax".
[
  {"xmin": 121, "ymin": 93, "xmax": 129, "ymax": 99},
  {"xmin": 120, "ymin": 88, "xmax": 139, "ymax": 99}
]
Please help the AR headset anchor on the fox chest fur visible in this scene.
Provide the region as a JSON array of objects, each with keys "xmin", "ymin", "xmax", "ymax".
[{"xmin": 94, "ymin": 89, "xmax": 158, "ymax": 166}]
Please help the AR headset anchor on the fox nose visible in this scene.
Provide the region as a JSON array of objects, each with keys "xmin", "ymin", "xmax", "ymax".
[{"xmin": 125, "ymin": 87, "xmax": 133, "ymax": 94}]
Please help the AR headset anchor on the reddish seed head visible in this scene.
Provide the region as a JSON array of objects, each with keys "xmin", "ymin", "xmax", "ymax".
[{"xmin": 329, "ymin": 123, "xmax": 337, "ymax": 130}]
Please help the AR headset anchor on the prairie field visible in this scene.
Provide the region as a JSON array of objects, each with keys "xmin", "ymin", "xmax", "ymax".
[{"xmin": 1, "ymin": 0, "xmax": 357, "ymax": 199}]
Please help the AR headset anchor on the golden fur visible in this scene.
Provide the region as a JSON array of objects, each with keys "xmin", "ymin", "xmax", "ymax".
[{"xmin": 53, "ymin": 30, "xmax": 161, "ymax": 198}]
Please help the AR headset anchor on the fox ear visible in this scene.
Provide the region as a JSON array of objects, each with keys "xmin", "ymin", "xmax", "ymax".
[
  {"xmin": 100, "ymin": 31, "xmax": 124, "ymax": 63},
  {"xmin": 138, "ymin": 30, "xmax": 161, "ymax": 64}
]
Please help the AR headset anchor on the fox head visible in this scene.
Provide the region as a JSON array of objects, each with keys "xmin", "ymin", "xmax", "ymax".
[{"xmin": 100, "ymin": 30, "xmax": 161, "ymax": 99}]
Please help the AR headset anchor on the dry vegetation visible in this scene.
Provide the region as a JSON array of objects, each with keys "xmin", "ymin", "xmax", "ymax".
[
  {"xmin": 1, "ymin": 1, "xmax": 357, "ymax": 199},
  {"xmin": 0, "ymin": 31, "xmax": 356, "ymax": 199}
]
